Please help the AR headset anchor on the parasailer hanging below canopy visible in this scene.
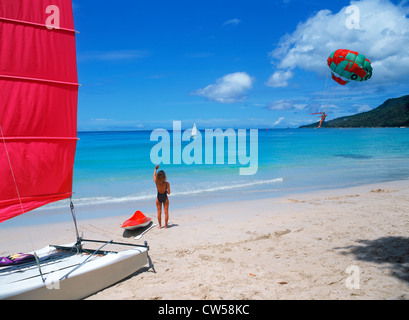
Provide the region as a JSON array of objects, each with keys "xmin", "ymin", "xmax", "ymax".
[
  {"xmin": 327, "ymin": 49, "xmax": 372, "ymax": 85},
  {"xmin": 311, "ymin": 112, "xmax": 327, "ymax": 128}
]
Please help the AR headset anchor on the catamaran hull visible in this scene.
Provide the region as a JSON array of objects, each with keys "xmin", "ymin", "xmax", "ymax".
[{"xmin": 0, "ymin": 244, "xmax": 148, "ymax": 300}]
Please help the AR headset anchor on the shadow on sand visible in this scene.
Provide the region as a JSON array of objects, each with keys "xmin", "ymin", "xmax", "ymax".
[
  {"xmin": 122, "ymin": 221, "xmax": 179, "ymax": 238},
  {"xmin": 335, "ymin": 236, "xmax": 409, "ymax": 283}
]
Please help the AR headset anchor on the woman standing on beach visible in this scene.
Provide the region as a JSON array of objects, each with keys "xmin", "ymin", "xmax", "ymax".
[{"xmin": 153, "ymin": 165, "xmax": 170, "ymax": 229}]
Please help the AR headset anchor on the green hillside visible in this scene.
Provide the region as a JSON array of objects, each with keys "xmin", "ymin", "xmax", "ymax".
[{"xmin": 300, "ymin": 95, "xmax": 409, "ymax": 128}]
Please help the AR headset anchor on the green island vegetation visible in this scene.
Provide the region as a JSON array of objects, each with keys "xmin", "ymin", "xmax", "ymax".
[{"xmin": 300, "ymin": 94, "xmax": 409, "ymax": 128}]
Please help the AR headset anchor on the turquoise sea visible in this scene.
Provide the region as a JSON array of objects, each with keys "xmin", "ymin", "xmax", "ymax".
[
  {"xmin": 2, "ymin": 127, "xmax": 409, "ymax": 227},
  {"xmin": 70, "ymin": 128, "xmax": 409, "ymax": 207}
]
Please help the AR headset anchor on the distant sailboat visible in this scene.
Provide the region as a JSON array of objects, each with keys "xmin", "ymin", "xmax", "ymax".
[
  {"xmin": 191, "ymin": 123, "xmax": 197, "ymax": 138},
  {"xmin": 0, "ymin": 0, "xmax": 150, "ymax": 300}
]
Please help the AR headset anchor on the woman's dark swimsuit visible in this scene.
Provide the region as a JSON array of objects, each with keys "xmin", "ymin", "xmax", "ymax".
[{"xmin": 157, "ymin": 185, "xmax": 168, "ymax": 204}]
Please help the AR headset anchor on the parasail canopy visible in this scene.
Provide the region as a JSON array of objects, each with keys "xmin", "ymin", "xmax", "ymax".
[{"xmin": 327, "ymin": 49, "xmax": 372, "ymax": 85}]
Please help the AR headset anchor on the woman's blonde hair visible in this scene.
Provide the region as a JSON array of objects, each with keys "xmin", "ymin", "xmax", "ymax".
[{"xmin": 156, "ymin": 170, "xmax": 166, "ymax": 183}]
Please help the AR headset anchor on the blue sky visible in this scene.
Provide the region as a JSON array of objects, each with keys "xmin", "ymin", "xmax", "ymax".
[{"xmin": 72, "ymin": 0, "xmax": 409, "ymax": 131}]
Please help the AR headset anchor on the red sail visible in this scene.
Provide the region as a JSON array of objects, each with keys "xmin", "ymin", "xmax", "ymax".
[{"xmin": 0, "ymin": 0, "xmax": 78, "ymax": 222}]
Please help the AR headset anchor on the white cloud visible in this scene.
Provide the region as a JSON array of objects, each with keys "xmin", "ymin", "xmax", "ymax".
[
  {"xmin": 267, "ymin": 99, "xmax": 307, "ymax": 111},
  {"xmin": 223, "ymin": 19, "xmax": 241, "ymax": 27},
  {"xmin": 267, "ymin": 99, "xmax": 294, "ymax": 110},
  {"xmin": 266, "ymin": 70, "xmax": 294, "ymax": 87},
  {"xmin": 273, "ymin": 117, "xmax": 285, "ymax": 126},
  {"xmin": 268, "ymin": 0, "xmax": 409, "ymax": 86},
  {"xmin": 192, "ymin": 72, "xmax": 254, "ymax": 103},
  {"xmin": 78, "ymin": 50, "xmax": 149, "ymax": 62},
  {"xmin": 356, "ymin": 104, "xmax": 372, "ymax": 112}
]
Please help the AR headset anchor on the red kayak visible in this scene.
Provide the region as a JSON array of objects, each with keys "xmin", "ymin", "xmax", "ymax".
[{"xmin": 121, "ymin": 210, "xmax": 152, "ymax": 230}]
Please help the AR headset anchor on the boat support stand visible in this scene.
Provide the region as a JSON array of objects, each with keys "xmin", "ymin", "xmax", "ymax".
[{"xmin": 65, "ymin": 198, "xmax": 155, "ymax": 272}]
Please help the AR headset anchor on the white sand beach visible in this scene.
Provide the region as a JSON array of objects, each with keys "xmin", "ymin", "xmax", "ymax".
[{"xmin": 1, "ymin": 179, "xmax": 409, "ymax": 300}]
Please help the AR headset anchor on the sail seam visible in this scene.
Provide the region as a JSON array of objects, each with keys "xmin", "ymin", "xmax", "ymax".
[
  {"xmin": 1, "ymin": 137, "xmax": 78, "ymax": 141},
  {"xmin": 0, "ymin": 17, "xmax": 77, "ymax": 33},
  {"xmin": 0, "ymin": 192, "xmax": 73, "ymax": 204},
  {"xmin": 0, "ymin": 74, "xmax": 79, "ymax": 87}
]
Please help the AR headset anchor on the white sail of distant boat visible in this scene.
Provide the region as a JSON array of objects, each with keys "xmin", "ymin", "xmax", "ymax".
[
  {"xmin": 191, "ymin": 123, "xmax": 197, "ymax": 138},
  {"xmin": 0, "ymin": 0, "xmax": 151, "ymax": 300}
]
